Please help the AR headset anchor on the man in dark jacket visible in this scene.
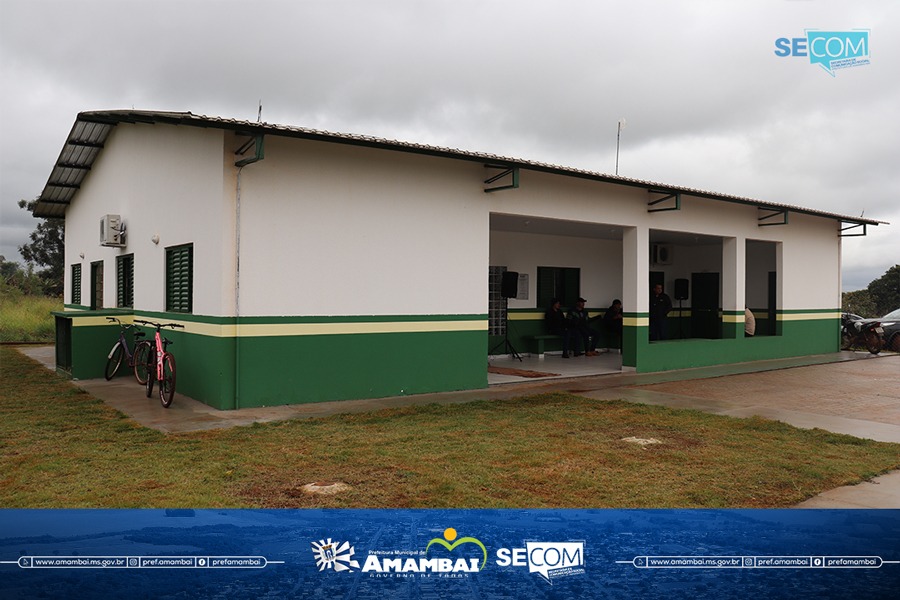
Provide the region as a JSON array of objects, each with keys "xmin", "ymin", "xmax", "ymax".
[
  {"xmin": 545, "ymin": 298, "xmax": 575, "ymax": 358},
  {"xmin": 567, "ymin": 297, "xmax": 601, "ymax": 356},
  {"xmin": 604, "ymin": 299, "xmax": 623, "ymax": 350},
  {"xmin": 649, "ymin": 284, "xmax": 672, "ymax": 341}
]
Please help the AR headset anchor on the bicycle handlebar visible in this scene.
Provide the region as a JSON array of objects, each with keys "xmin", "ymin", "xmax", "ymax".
[
  {"xmin": 106, "ymin": 317, "xmax": 136, "ymax": 329},
  {"xmin": 134, "ymin": 319, "xmax": 185, "ymax": 330}
]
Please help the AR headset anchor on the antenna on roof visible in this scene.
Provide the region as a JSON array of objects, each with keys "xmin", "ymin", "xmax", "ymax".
[
  {"xmin": 257, "ymin": 100, "xmax": 263, "ymax": 123},
  {"xmin": 615, "ymin": 118, "xmax": 626, "ymax": 176}
]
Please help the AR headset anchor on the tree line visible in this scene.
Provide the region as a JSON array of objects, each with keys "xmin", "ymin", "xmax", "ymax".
[
  {"xmin": 842, "ymin": 264, "xmax": 900, "ymax": 318},
  {"xmin": 1, "ymin": 199, "xmax": 63, "ymax": 297}
]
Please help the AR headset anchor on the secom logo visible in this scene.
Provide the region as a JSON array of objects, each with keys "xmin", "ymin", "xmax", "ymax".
[
  {"xmin": 774, "ymin": 29, "xmax": 870, "ymax": 76},
  {"xmin": 497, "ymin": 541, "xmax": 586, "ymax": 584}
]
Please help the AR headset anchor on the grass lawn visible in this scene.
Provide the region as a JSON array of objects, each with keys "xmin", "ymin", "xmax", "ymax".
[
  {"xmin": 0, "ymin": 290, "xmax": 60, "ymax": 342},
  {"xmin": 2, "ymin": 346, "xmax": 898, "ymax": 509}
]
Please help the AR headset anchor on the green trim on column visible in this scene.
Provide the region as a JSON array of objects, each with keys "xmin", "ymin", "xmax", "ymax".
[
  {"xmin": 722, "ymin": 310, "xmax": 743, "ymax": 340},
  {"xmin": 621, "ymin": 312, "xmax": 649, "ymax": 368}
]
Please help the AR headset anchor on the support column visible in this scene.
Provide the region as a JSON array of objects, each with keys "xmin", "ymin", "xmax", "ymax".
[
  {"xmin": 722, "ymin": 236, "xmax": 745, "ymax": 338},
  {"xmin": 775, "ymin": 241, "xmax": 785, "ymax": 336},
  {"xmin": 622, "ymin": 226, "xmax": 649, "ymax": 370}
]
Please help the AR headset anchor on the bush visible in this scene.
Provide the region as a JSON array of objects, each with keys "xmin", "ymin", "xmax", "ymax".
[{"xmin": 0, "ymin": 284, "xmax": 61, "ymax": 342}]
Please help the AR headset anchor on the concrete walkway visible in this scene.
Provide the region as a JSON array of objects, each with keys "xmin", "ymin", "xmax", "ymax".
[{"xmin": 14, "ymin": 346, "xmax": 900, "ymax": 507}]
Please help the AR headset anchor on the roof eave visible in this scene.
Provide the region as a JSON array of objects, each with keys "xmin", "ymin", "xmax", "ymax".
[{"xmin": 31, "ymin": 110, "xmax": 887, "ymax": 228}]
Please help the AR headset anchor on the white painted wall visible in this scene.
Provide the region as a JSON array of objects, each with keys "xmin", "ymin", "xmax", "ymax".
[
  {"xmin": 62, "ymin": 122, "xmax": 843, "ymax": 320},
  {"xmin": 64, "ymin": 123, "xmax": 231, "ymax": 315},
  {"xmin": 777, "ymin": 213, "xmax": 841, "ymax": 309},
  {"xmin": 484, "ymin": 171, "xmax": 840, "ymax": 312},
  {"xmin": 236, "ymin": 137, "xmax": 489, "ymax": 316}
]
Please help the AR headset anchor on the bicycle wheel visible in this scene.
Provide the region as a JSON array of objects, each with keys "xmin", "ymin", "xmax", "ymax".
[
  {"xmin": 146, "ymin": 349, "xmax": 156, "ymax": 398},
  {"xmin": 133, "ymin": 341, "xmax": 152, "ymax": 385},
  {"xmin": 159, "ymin": 352, "xmax": 177, "ymax": 408},
  {"xmin": 104, "ymin": 343, "xmax": 124, "ymax": 380}
]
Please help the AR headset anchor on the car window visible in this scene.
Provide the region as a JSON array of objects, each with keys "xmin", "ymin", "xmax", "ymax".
[{"xmin": 882, "ymin": 308, "xmax": 900, "ymax": 320}]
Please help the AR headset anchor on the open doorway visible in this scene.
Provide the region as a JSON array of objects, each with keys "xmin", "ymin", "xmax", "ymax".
[
  {"xmin": 746, "ymin": 240, "xmax": 779, "ymax": 336},
  {"xmin": 649, "ymin": 230, "xmax": 723, "ymax": 340},
  {"xmin": 488, "ymin": 213, "xmax": 625, "ymax": 382}
]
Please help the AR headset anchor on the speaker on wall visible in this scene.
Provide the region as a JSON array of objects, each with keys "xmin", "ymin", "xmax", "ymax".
[
  {"xmin": 674, "ymin": 278, "xmax": 689, "ymax": 301},
  {"xmin": 501, "ymin": 271, "xmax": 519, "ymax": 299}
]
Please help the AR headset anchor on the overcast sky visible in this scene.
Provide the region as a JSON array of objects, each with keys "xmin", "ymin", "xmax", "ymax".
[{"xmin": 1, "ymin": 0, "xmax": 897, "ymax": 292}]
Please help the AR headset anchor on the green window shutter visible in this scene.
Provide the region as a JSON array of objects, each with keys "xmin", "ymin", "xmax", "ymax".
[
  {"xmin": 117, "ymin": 254, "xmax": 134, "ymax": 308},
  {"xmin": 537, "ymin": 266, "xmax": 580, "ymax": 308},
  {"xmin": 71, "ymin": 264, "xmax": 82, "ymax": 305},
  {"xmin": 537, "ymin": 267, "xmax": 556, "ymax": 308},
  {"xmin": 165, "ymin": 245, "xmax": 193, "ymax": 313},
  {"xmin": 563, "ymin": 268, "xmax": 581, "ymax": 306}
]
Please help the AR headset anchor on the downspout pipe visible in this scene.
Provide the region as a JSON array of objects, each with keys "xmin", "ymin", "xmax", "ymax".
[{"xmin": 234, "ymin": 134, "xmax": 264, "ymax": 409}]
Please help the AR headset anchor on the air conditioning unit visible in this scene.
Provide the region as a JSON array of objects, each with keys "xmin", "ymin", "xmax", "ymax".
[
  {"xmin": 100, "ymin": 214, "xmax": 126, "ymax": 247},
  {"xmin": 652, "ymin": 244, "xmax": 673, "ymax": 265}
]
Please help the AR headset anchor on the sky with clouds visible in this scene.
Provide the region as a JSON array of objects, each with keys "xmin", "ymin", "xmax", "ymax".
[{"xmin": 1, "ymin": 0, "xmax": 897, "ymax": 292}]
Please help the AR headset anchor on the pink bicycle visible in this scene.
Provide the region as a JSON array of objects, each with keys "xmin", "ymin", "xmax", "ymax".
[{"xmin": 135, "ymin": 319, "xmax": 184, "ymax": 408}]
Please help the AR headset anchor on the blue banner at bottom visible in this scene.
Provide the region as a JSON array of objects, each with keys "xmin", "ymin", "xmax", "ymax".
[{"xmin": 1, "ymin": 509, "xmax": 898, "ymax": 599}]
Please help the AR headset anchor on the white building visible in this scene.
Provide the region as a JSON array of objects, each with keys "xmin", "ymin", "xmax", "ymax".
[{"xmin": 34, "ymin": 110, "xmax": 882, "ymax": 409}]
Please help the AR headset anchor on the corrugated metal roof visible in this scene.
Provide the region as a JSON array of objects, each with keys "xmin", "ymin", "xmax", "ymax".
[{"xmin": 33, "ymin": 109, "xmax": 886, "ymax": 228}]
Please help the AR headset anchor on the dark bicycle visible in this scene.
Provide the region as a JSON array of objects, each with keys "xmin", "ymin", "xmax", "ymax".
[
  {"xmin": 135, "ymin": 319, "xmax": 184, "ymax": 408},
  {"xmin": 104, "ymin": 317, "xmax": 153, "ymax": 384}
]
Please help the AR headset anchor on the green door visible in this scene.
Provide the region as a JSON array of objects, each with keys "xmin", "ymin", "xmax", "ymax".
[
  {"xmin": 90, "ymin": 261, "xmax": 103, "ymax": 310},
  {"xmin": 691, "ymin": 272, "xmax": 720, "ymax": 339}
]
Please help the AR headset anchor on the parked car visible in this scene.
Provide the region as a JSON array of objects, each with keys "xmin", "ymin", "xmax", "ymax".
[{"xmin": 878, "ymin": 308, "xmax": 900, "ymax": 352}]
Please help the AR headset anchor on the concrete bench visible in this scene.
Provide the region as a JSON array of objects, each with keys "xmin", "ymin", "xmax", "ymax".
[{"xmin": 528, "ymin": 334, "xmax": 563, "ymax": 358}]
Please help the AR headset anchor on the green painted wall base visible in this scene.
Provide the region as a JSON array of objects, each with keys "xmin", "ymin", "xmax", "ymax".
[
  {"xmin": 54, "ymin": 310, "xmax": 488, "ymax": 410},
  {"xmin": 233, "ymin": 331, "xmax": 486, "ymax": 409},
  {"xmin": 624, "ymin": 317, "xmax": 839, "ymax": 372},
  {"xmin": 52, "ymin": 308, "xmax": 838, "ymax": 409}
]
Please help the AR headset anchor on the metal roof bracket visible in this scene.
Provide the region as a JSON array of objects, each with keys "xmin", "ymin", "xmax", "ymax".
[
  {"xmin": 648, "ymin": 190, "xmax": 681, "ymax": 212},
  {"xmin": 840, "ymin": 222, "xmax": 867, "ymax": 237},
  {"xmin": 235, "ymin": 134, "xmax": 265, "ymax": 167},
  {"xmin": 758, "ymin": 208, "xmax": 788, "ymax": 226},
  {"xmin": 484, "ymin": 165, "xmax": 519, "ymax": 193}
]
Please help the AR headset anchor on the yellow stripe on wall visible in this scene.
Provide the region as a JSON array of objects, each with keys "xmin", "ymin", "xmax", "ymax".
[
  {"xmin": 71, "ymin": 315, "xmax": 135, "ymax": 327},
  {"xmin": 76, "ymin": 316, "xmax": 487, "ymax": 338},
  {"xmin": 233, "ymin": 320, "xmax": 488, "ymax": 338},
  {"xmin": 508, "ymin": 312, "xmax": 544, "ymax": 321},
  {"xmin": 778, "ymin": 312, "xmax": 841, "ymax": 321}
]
